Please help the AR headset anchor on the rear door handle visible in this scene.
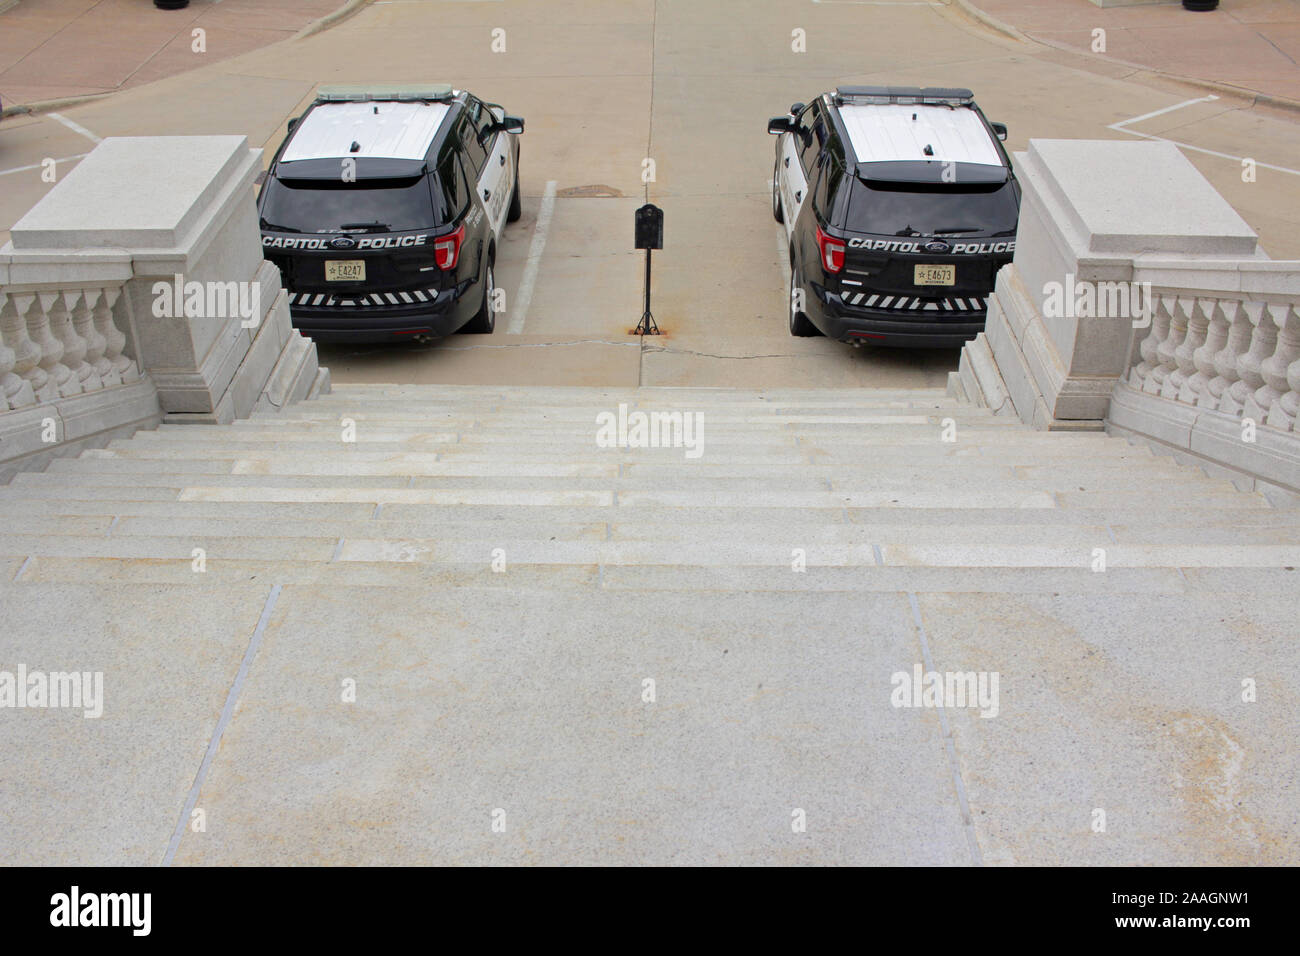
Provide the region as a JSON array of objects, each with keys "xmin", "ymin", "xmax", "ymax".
[
  {"xmin": 795, "ymin": 191, "xmax": 802, "ymax": 203},
  {"xmin": 783, "ymin": 157, "xmax": 789, "ymax": 167},
  {"xmin": 499, "ymin": 155, "xmax": 506, "ymax": 166},
  {"xmin": 483, "ymin": 189, "xmax": 491, "ymax": 201}
]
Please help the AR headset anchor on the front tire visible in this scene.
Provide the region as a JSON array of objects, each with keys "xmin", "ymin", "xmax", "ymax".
[
  {"xmin": 462, "ymin": 260, "xmax": 496, "ymax": 333},
  {"xmin": 507, "ymin": 147, "xmax": 522, "ymax": 223},
  {"xmin": 789, "ymin": 264, "xmax": 819, "ymax": 337},
  {"xmin": 772, "ymin": 158, "xmax": 784, "ymax": 224}
]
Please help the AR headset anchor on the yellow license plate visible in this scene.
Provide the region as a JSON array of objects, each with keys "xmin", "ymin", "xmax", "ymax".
[
  {"xmin": 325, "ymin": 260, "xmax": 365, "ymax": 282},
  {"xmin": 914, "ymin": 264, "xmax": 955, "ymax": 286}
]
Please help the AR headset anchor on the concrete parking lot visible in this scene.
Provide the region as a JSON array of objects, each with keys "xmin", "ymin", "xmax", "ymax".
[{"xmin": 3, "ymin": 0, "xmax": 1299, "ymax": 389}]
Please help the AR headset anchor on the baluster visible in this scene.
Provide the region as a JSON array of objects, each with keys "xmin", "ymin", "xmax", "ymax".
[
  {"xmin": 70, "ymin": 290, "xmax": 106, "ymax": 392},
  {"xmin": 12, "ymin": 293, "xmax": 60, "ymax": 403},
  {"xmin": 1174, "ymin": 297, "xmax": 1210, "ymax": 404},
  {"xmin": 1273, "ymin": 347, "xmax": 1300, "ymax": 433},
  {"xmin": 95, "ymin": 287, "xmax": 138, "ymax": 383},
  {"xmin": 1, "ymin": 295, "xmax": 42, "ymax": 408},
  {"xmin": 1262, "ymin": 304, "xmax": 1299, "ymax": 431},
  {"xmin": 1219, "ymin": 302, "xmax": 1266, "ymax": 416},
  {"xmin": 1193, "ymin": 299, "xmax": 1231, "ymax": 408},
  {"xmin": 1233, "ymin": 302, "xmax": 1278, "ymax": 424},
  {"xmin": 1132, "ymin": 296, "xmax": 1174, "ymax": 391},
  {"xmin": 1149, "ymin": 297, "xmax": 1187, "ymax": 395},
  {"xmin": 1210, "ymin": 300, "xmax": 1252, "ymax": 413},
  {"xmin": 42, "ymin": 292, "xmax": 90, "ymax": 395},
  {"xmin": 82, "ymin": 290, "xmax": 118, "ymax": 387}
]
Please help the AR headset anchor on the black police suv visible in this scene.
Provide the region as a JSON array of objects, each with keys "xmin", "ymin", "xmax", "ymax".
[
  {"xmin": 259, "ymin": 84, "xmax": 523, "ymax": 342},
  {"xmin": 768, "ymin": 86, "xmax": 1019, "ymax": 348}
]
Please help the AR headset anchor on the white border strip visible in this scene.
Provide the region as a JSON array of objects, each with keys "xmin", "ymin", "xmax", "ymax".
[{"xmin": 506, "ymin": 179, "xmax": 557, "ymax": 335}]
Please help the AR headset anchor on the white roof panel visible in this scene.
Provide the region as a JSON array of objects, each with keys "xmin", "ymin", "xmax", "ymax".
[
  {"xmin": 839, "ymin": 104, "xmax": 1001, "ymax": 168},
  {"xmin": 280, "ymin": 101, "xmax": 451, "ymax": 163}
]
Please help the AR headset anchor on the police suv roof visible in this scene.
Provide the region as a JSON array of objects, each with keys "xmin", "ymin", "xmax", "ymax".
[
  {"xmin": 829, "ymin": 86, "xmax": 1007, "ymax": 184},
  {"xmin": 280, "ymin": 85, "xmax": 458, "ymax": 164}
]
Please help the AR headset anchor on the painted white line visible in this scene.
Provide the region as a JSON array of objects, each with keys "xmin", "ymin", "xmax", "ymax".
[
  {"xmin": 47, "ymin": 112, "xmax": 102, "ymax": 144},
  {"xmin": 163, "ymin": 583, "xmax": 281, "ymax": 866},
  {"xmin": 506, "ymin": 179, "xmax": 557, "ymax": 335},
  {"xmin": 1109, "ymin": 95, "xmax": 1218, "ymax": 130},
  {"xmin": 0, "ymin": 153, "xmax": 89, "ymax": 177},
  {"xmin": 1108, "ymin": 94, "xmax": 1300, "ymax": 177}
]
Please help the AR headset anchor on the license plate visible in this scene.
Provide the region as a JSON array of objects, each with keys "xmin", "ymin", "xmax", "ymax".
[
  {"xmin": 914, "ymin": 264, "xmax": 955, "ymax": 286},
  {"xmin": 325, "ymin": 260, "xmax": 365, "ymax": 282}
]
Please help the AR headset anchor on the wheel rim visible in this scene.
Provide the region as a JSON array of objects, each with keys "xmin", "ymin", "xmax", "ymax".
[
  {"xmin": 486, "ymin": 266, "xmax": 495, "ymax": 330},
  {"xmin": 789, "ymin": 269, "xmax": 798, "ymax": 331}
]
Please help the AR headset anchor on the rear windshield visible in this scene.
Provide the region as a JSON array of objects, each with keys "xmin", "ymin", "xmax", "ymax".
[
  {"xmin": 844, "ymin": 179, "xmax": 1019, "ymax": 238},
  {"xmin": 260, "ymin": 175, "xmax": 440, "ymax": 234}
]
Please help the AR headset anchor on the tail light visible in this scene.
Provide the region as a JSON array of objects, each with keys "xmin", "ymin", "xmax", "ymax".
[
  {"xmin": 816, "ymin": 225, "xmax": 845, "ymax": 274},
  {"xmin": 433, "ymin": 223, "xmax": 465, "ymax": 271}
]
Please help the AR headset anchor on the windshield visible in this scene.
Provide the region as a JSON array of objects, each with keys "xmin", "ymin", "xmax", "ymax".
[
  {"xmin": 844, "ymin": 178, "xmax": 1019, "ymax": 238},
  {"xmin": 260, "ymin": 175, "xmax": 439, "ymax": 234}
]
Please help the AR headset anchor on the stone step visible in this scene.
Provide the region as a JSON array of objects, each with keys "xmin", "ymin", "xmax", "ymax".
[
  {"xmin": 20, "ymin": 467, "xmax": 1232, "ymax": 496},
  {"xmin": 8, "ymin": 496, "xmax": 1293, "ymax": 528},
  {"xmin": 84, "ymin": 441, "xmax": 1167, "ymax": 463},
  {"xmin": 13, "ymin": 513, "xmax": 1297, "ymax": 546},
  {"xmin": 3, "ymin": 530, "xmax": 1293, "ymax": 568},
  {"xmin": 49, "ymin": 454, "xmax": 1195, "ymax": 481},
  {"xmin": 12, "ymin": 555, "xmax": 1297, "ymax": 595},
  {"xmin": 0, "ymin": 481, "xmax": 1269, "ymax": 511}
]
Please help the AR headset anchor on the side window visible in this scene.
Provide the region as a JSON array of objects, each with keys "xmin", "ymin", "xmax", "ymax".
[
  {"xmin": 460, "ymin": 114, "xmax": 489, "ymax": 177},
  {"xmin": 814, "ymin": 154, "xmax": 843, "ymax": 221},
  {"xmin": 436, "ymin": 147, "xmax": 467, "ymax": 219},
  {"xmin": 797, "ymin": 104, "xmax": 825, "ymax": 174}
]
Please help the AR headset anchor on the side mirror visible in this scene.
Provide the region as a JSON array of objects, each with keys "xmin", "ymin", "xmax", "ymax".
[
  {"xmin": 990, "ymin": 121, "xmax": 1008, "ymax": 141},
  {"xmin": 789, "ymin": 102, "xmax": 805, "ymax": 116},
  {"xmin": 494, "ymin": 115, "xmax": 525, "ymax": 135},
  {"xmin": 287, "ymin": 117, "xmax": 299, "ymax": 134},
  {"xmin": 768, "ymin": 116, "xmax": 794, "ymax": 135}
]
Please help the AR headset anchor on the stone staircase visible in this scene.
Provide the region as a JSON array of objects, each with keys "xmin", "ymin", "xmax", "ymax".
[{"xmin": 2, "ymin": 385, "xmax": 1296, "ymax": 865}]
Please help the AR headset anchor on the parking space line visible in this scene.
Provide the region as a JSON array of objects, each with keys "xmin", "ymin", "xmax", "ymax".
[
  {"xmin": 0, "ymin": 154, "xmax": 89, "ymax": 177},
  {"xmin": 47, "ymin": 112, "xmax": 102, "ymax": 144},
  {"xmin": 1108, "ymin": 95, "xmax": 1300, "ymax": 178},
  {"xmin": 506, "ymin": 179, "xmax": 557, "ymax": 335}
]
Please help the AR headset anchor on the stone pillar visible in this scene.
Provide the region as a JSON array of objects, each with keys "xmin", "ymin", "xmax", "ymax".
[
  {"xmin": 960, "ymin": 139, "xmax": 1260, "ymax": 429},
  {"xmin": 4, "ymin": 136, "xmax": 327, "ymax": 425}
]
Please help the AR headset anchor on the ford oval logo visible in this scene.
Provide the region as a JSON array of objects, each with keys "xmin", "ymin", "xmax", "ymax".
[
  {"xmin": 329, "ymin": 236, "xmax": 358, "ymax": 250},
  {"xmin": 923, "ymin": 239, "xmax": 951, "ymax": 254}
]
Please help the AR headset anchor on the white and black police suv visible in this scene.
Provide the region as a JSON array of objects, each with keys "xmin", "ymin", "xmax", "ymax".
[
  {"xmin": 768, "ymin": 86, "xmax": 1019, "ymax": 348},
  {"xmin": 259, "ymin": 84, "xmax": 523, "ymax": 342}
]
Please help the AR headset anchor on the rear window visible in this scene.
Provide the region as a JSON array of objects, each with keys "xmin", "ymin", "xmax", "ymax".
[
  {"xmin": 260, "ymin": 175, "xmax": 440, "ymax": 234},
  {"xmin": 844, "ymin": 178, "xmax": 1019, "ymax": 238}
]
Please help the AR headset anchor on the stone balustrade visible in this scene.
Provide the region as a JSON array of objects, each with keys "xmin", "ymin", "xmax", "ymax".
[
  {"xmin": 0, "ymin": 286, "xmax": 140, "ymax": 411},
  {"xmin": 1128, "ymin": 295, "xmax": 1299, "ymax": 432},
  {"xmin": 956, "ymin": 139, "xmax": 1300, "ymax": 501}
]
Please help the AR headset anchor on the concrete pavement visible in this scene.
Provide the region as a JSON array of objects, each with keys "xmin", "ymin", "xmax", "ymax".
[
  {"xmin": 2, "ymin": 0, "xmax": 1299, "ymax": 390},
  {"xmin": 0, "ymin": 0, "xmax": 352, "ymax": 111}
]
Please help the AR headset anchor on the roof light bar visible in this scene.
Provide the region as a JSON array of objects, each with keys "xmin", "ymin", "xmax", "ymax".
[
  {"xmin": 834, "ymin": 85, "xmax": 974, "ymax": 107},
  {"xmin": 315, "ymin": 84, "xmax": 455, "ymax": 103}
]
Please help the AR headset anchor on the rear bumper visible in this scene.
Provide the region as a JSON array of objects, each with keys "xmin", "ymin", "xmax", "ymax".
[
  {"xmin": 806, "ymin": 282, "xmax": 985, "ymax": 349},
  {"xmin": 286, "ymin": 283, "xmax": 474, "ymax": 343}
]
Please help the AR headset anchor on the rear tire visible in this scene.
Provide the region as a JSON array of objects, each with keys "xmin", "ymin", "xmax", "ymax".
[
  {"xmin": 789, "ymin": 264, "xmax": 819, "ymax": 337},
  {"xmin": 507, "ymin": 150, "xmax": 522, "ymax": 223},
  {"xmin": 772, "ymin": 158, "xmax": 784, "ymax": 224},
  {"xmin": 462, "ymin": 260, "xmax": 496, "ymax": 333}
]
